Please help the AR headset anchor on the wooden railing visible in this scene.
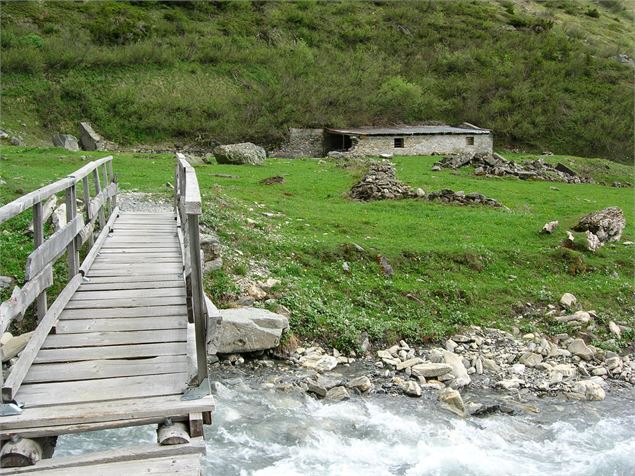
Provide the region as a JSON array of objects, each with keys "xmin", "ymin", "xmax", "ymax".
[
  {"xmin": 0, "ymin": 157, "xmax": 118, "ymax": 403},
  {"xmin": 174, "ymin": 153, "xmax": 209, "ymax": 385}
]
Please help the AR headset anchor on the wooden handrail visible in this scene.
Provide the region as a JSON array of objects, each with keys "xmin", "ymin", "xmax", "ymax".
[
  {"xmin": 174, "ymin": 153, "xmax": 207, "ymax": 384},
  {"xmin": 0, "ymin": 157, "xmax": 117, "ymax": 403}
]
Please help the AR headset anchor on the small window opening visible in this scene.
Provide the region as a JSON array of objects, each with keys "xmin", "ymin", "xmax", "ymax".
[
  {"xmin": 394, "ymin": 137, "xmax": 404, "ymax": 148},
  {"xmin": 466, "ymin": 136, "xmax": 475, "ymax": 145}
]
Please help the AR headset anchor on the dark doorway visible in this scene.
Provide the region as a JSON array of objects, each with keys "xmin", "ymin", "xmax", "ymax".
[{"xmin": 323, "ymin": 131, "xmax": 352, "ymax": 153}]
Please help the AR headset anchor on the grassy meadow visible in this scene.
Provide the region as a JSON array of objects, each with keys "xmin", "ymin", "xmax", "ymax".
[{"xmin": 1, "ymin": 146, "xmax": 632, "ymax": 350}]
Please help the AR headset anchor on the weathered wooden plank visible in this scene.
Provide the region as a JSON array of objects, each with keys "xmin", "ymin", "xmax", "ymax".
[
  {"xmin": 27, "ymin": 195, "xmax": 57, "ymax": 235},
  {"xmin": 81, "ymin": 176, "xmax": 94, "ymax": 248},
  {"xmin": 0, "ymin": 441, "xmax": 205, "ymax": 475},
  {"xmin": 75, "ymin": 280, "xmax": 184, "ymax": 291},
  {"xmin": 70, "ymin": 287, "xmax": 185, "ymax": 300},
  {"xmin": 176, "ymin": 153, "xmax": 202, "ymax": 215},
  {"xmin": 60, "ymin": 305, "xmax": 187, "ymax": 320},
  {"xmin": 86, "ymin": 268, "xmax": 183, "ymax": 278},
  {"xmin": 16, "ymin": 372, "xmax": 189, "ymax": 407},
  {"xmin": 101, "ymin": 241, "xmax": 179, "ymax": 248},
  {"xmin": 43, "ymin": 329, "xmax": 187, "ymax": 348},
  {"xmin": 78, "ymin": 205, "xmax": 118, "ymax": 276},
  {"xmin": 0, "ymin": 266, "xmax": 53, "ymax": 334},
  {"xmin": 24, "ymin": 215, "xmax": 84, "ymax": 280},
  {"xmin": 0, "ymin": 178, "xmax": 73, "ymax": 224},
  {"xmin": 92, "ymin": 168, "xmax": 106, "ymax": 229},
  {"xmin": 97, "ymin": 248, "xmax": 179, "ymax": 255},
  {"xmin": 88, "ymin": 262, "xmax": 183, "ymax": 271},
  {"xmin": 55, "ymin": 315, "xmax": 188, "ymax": 334},
  {"xmin": 104, "ymin": 237, "xmax": 179, "ymax": 244},
  {"xmin": 24, "ymin": 356, "xmax": 188, "ymax": 383},
  {"xmin": 2, "ymin": 274, "xmax": 83, "ymax": 401},
  {"xmin": 18, "ymin": 453, "xmax": 202, "ymax": 475},
  {"xmin": 80, "ymin": 274, "xmax": 184, "ymax": 283},
  {"xmin": 90, "ymin": 256, "xmax": 182, "ymax": 264},
  {"xmin": 65, "ymin": 296, "xmax": 186, "ymax": 309},
  {"xmin": 34, "ymin": 342, "xmax": 186, "ymax": 363},
  {"xmin": 68, "ymin": 156, "xmax": 113, "ymax": 182},
  {"xmin": 0, "ymin": 394, "xmax": 214, "ymax": 431},
  {"xmin": 78, "ymin": 220, "xmax": 95, "ymax": 246},
  {"xmin": 88, "ymin": 182, "xmax": 117, "ymax": 218},
  {"xmin": 1, "ymin": 416, "xmax": 187, "ymax": 440},
  {"xmin": 188, "ymin": 214, "xmax": 207, "ymax": 384}
]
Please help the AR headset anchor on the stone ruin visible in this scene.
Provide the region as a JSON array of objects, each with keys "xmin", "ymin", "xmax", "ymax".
[
  {"xmin": 427, "ymin": 189, "xmax": 505, "ymax": 208},
  {"xmin": 349, "ymin": 162, "xmax": 416, "ymax": 201},
  {"xmin": 433, "ymin": 153, "xmax": 594, "ymax": 184},
  {"xmin": 349, "ymin": 161, "xmax": 504, "ymax": 208}
]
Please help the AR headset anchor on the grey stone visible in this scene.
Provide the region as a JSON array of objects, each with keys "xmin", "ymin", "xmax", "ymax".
[
  {"xmin": 300, "ymin": 354, "xmax": 338, "ymax": 372},
  {"xmin": 10, "ymin": 136, "xmax": 22, "ymax": 146},
  {"xmin": 52, "ymin": 134, "xmax": 80, "ymax": 151},
  {"xmin": 572, "ymin": 379, "xmax": 605, "ymax": 401},
  {"xmin": 217, "ymin": 307, "xmax": 289, "ymax": 354},
  {"xmin": 518, "ymin": 352, "xmax": 543, "ymax": 367},
  {"xmin": 411, "ymin": 363, "xmax": 453, "ymax": 378},
  {"xmin": 396, "ymin": 357, "xmax": 424, "ymax": 370},
  {"xmin": 0, "ymin": 276, "xmax": 15, "ymax": 289},
  {"xmin": 400, "ymin": 380, "xmax": 422, "ymax": 397},
  {"xmin": 568, "ymin": 338, "xmax": 594, "ymax": 361},
  {"xmin": 442, "ymin": 350, "xmax": 471, "ymax": 388},
  {"xmin": 347, "ymin": 376, "xmax": 373, "ymax": 393},
  {"xmin": 325, "ymin": 386, "xmax": 350, "ymax": 401},
  {"xmin": 317, "ymin": 373, "xmax": 343, "ymax": 390},
  {"xmin": 214, "ymin": 143, "xmax": 266, "ymax": 165},
  {"xmin": 560, "ymin": 293, "xmax": 577, "ymax": 308},
  {"xmin": 79, "ymin": 122, "xmax": 105, "ymax": 151},
  {"xmin": 200, "ymin": 233, "xmax": 221, "ymax": 260},
  {"xmin": 306, "ymin": 380, "xmax": 327, "ymax": 398},
  {"xmin": 541, "ymin": 221, "xmax": 559, "ymax": 234},
  {"xmin": 203, "ymin": 258, "xmax": 223, "ymax": 274},
  {"xmin": 438, "ymin": 387, "xmax": 465, "ymax": 416}
]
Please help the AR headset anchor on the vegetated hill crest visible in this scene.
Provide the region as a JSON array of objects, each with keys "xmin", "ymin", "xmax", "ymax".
[{"xmin": 0, "ymin": 0, "xmax": 633, "ymax": 162}]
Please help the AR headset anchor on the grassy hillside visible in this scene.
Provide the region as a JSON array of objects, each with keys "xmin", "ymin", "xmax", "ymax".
[
  {"xmin": 1, "ymin": 0, "xmax": 633, "ymax": 162},
  {"xmin": 1, "ymin": 147, "xmax": 632, "ymax": 351}
]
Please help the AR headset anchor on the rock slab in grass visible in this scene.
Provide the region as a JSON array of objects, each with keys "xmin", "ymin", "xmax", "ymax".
[
  {"xmin": 52, "ymin": 134, "xmax": 80, "ymax": 151},
  {"xmin": 217, "ymin": 307, "xmax": 289, "ymax": 354},
  {"xmin": 213, "ymin": 143, "xmax": 266, "ymax": 165},
  {"xmin": 79, "ymin": 122, "xmax": 105, "ymax": 151}
]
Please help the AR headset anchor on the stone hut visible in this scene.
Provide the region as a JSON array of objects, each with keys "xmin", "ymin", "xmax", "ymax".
[{"xmin": 272, "ymin": 123, "xmax": 493, "ymax": 158}]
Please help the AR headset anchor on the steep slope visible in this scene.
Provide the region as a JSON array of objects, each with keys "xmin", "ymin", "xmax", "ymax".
[{"xmin": 0, "ymin": 0, "xmax": 633, "ymax": 161}]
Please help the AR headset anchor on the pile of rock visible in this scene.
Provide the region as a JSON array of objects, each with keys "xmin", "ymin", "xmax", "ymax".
[
  {"xmin": 573, "ymin": 207, "xmax": 625, "ymax": 244},
  {"xmin": 349, "ymin": 162, "xmax": 417, "ymax": 201},
  {"xmin": 433, "ymin": 153, "xmax": 594, "ymax": 184},
  {"xmin": 426, "ymin": 189, "xmax": 504, "ymax": 208}
]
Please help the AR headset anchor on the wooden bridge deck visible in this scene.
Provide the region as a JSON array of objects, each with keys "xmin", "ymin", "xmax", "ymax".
[{"xmin": 0, "ymin": 157, "xmax": 216, "ymax": 473}]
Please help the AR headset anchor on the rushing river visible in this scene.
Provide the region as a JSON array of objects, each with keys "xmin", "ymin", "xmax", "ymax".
[{"xmin": 55, "ymin": 376, "xmax": 635, "ymax": 476}]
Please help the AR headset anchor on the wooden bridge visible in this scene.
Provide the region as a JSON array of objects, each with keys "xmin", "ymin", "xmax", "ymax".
[{"xmin": 0, "ymin": 154, "xmax": 218, "ymax": 474}]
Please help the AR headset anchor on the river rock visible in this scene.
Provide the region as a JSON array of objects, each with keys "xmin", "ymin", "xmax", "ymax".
[
  {"xmin": 200, "ymin": 233, "xmax": 221, "ymax": 261},
  {"xmin": 573, "ymin": 207, "xmax": 625, "ymax": 243},
  {"xmin": 306, "ymin": 380, "xmax": 327, "ymax": 398},
  {"xmin": 572, "ymin": 379, "xmax": 606, "ymax": 401},
  {"xmin": 559, "ymin": 293, "xmax": 577, "ymax": 308},
  {"xmin": 438, "ymin": 388, "xmax": 464, "ymax": 416},
  {"xmin": 317, "ymin": 373, "xmax": 343, "ymax": 390},
  {"xmin": 216, "ymin": 307, "xmax": 289, "ymax": 354},
  {"xmin": 214, "ymin": 143, "xmax": 266, "ymax": 165},
  {"xmin": 325, "ymin": 386, "xmax": 350, "ymax": 401},
  {"xmin": 497, "ymin": 378, "xmax": 524, "ymax": 390},
  {"xmin": 347, "ymin": 376, "xmax": 373, "ymax": 393},
  {"xmin": 52, "ymin": 133, "xmax": 80, "ymax": 151},
  {"xmin": 442, "ymin": 350, "xmax": 471, "ymax": 388},
  {"xmin": 301, "ymin": 355, "xmax": 338, "ymax": 372},
  {"xmin": 519, "ymin": 352, "xmax": 543, "ymax": 367},
  {"xmin": 403, "ymin": 380, "xmax": 422, "ymax": 397},
  {"xmin": 608, "ymin": 321, "xmax": 621, "ymax": 339},
  {"xmin": 568, "ymin": 339, "xmax": 594, "ymax": 361},
  {"xmin": 411, "ymin": 363, "xmax": 453, "ymax": 378},
  {"xmin": 396, "ymin": 358, "xmax": 424, "ymax": 371}
]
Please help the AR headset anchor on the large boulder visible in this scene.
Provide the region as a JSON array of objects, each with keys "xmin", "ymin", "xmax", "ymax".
[
  {"xmin": 573, "ymin": 207, "xmax": 625, "ymax": 243},
  {"xmin": 213, "ymin": 143, "xmax": 266, "ymax": 165},
  {"xmin": 52, "ymin": 134, "xmax": 80, "ymax": 151},
  {"xmin": 79, "ymin": 122, "xmax": 105, "ymax": 151},
  {"xmin": 216, "ymin": 307, "xmax": 289, "ymax": 354}
]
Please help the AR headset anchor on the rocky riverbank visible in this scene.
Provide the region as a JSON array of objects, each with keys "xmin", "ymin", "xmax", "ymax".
[{"xmin": 212, "ymin": 293, "xmax": 634, "ymax": 417}]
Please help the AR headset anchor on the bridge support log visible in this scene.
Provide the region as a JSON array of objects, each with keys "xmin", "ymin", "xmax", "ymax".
[
  {"xmin": 1, "ymin": 435, "xmax": 46, "ymax": 467},
  {"xmin": 157, "ymin": 420, "xmax": 190, "ymax": 446}
]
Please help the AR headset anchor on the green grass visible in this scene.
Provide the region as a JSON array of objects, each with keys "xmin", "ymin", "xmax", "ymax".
[
  {"xmin": 0, "ymin": 0, "xmax": 633, "ymax": 162},
  {"xmin": 1, "ymin": 147, "xmax": 633, "ymax": 348}
]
